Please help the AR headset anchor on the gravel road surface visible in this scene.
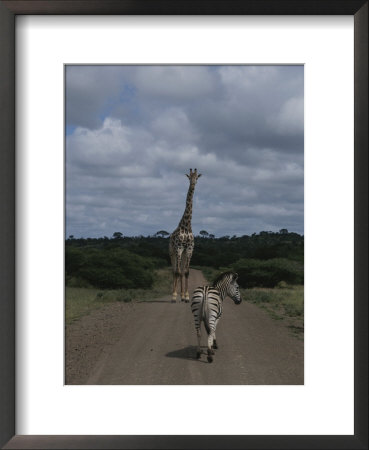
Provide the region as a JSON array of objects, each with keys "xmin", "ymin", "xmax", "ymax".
[{"xmin": 66, "ymin": 269, "xmax": 303, "ymax": 384}]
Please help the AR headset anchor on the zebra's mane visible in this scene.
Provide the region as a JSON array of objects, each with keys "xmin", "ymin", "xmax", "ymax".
[{"xmin": 212, "ymin": 271, "xmax": 235, "ymax": 286}]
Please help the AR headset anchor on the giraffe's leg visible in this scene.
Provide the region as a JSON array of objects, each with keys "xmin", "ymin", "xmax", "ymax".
[
  {"xmin": 172, "ymin": 273, "xmax": 179, "ymax": 303},
  {"xmin": 170, "ymin": 245, "xmax": 177, "ymax": 302},
  {"xmin": 196, "ymin": 328, "xmax": 201, "ymax": 359},
  {"xmin": 180, "ymin": 251, "xmax": 189, "ymax": 302},
  {"xmin": 184, "ymin": 249, "xmax": 193, "ymax": 302},
  {"xmin": 184, "ymin": 272, "xmax": 190, "ymax": 302},
  {"xmin": 180, "ymin": 273, "xmax": 185, "ymax": 302},
  {"xmin": 172, "ymin": 248, "xmax": 183, "ymax": 302}
]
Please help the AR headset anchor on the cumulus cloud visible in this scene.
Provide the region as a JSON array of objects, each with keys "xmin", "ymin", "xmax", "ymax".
[
  {"xmin": 268, "ymin": 96, "xmax": 304, "ymax": 135},
  {"xmin": 66, "ymin": 65, "xmax": 304, "ymax": 238}
]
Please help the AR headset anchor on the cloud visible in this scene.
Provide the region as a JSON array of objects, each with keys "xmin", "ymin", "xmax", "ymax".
[
  {"xmin": 65, "ymin": 65, "xmax": 304, "ymax": 238},
  {"xmin": 66, "ymin": 66, "xmax": 130, "ymax": 129},
  {"xmin": 134, "ymin": 66, "xmax": 217, "ymax": 100},
  {"xmin": 150, "ymin": 107, "xmax": 198, "ymax": 144},
  {"xmin": 268, "ymin": 96, "xmax": 304, "ymax": 135}
]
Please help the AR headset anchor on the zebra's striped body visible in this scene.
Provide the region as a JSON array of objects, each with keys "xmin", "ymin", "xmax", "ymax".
[{"xmin": 191, "ymin": 271, "xmax": 242, "ymax": 363}]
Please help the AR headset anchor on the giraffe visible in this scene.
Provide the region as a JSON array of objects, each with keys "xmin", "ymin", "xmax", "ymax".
[{"xmin": 169, "ymin": 168, "xmax": 201, "ymax": 303}]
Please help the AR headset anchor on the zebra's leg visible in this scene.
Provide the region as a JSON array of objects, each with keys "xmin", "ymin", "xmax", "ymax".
[
  {"xmin": 212, "ymin": 318, "xmax": 220, "ymax": 349},
  {"xmin": 213, "ymin": 333, "xmax": 218, "ymax": 350},
  {"xmin": 196, "ymin": 328, "xmax": 201, "ymax": 359},
  {"xmin": 207, "ymin": 330, "xmax": 215, "ymax": 363}
]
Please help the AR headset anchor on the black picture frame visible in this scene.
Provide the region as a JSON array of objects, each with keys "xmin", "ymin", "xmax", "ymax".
[{"xmin": 0, "ymin": 1, "xmax": 367, "ymax": 449}]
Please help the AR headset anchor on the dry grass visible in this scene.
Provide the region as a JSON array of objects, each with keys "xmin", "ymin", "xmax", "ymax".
[
  {"xmin": 66, "ymin": 268, "xmax": 172, "ymax": 324},
  {"xmin": 241, "ymin": 285, "xmax": 304, "ymax": 339}
]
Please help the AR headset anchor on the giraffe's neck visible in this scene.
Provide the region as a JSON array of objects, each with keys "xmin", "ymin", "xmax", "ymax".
[{"xmin": 178, "ymin": 183, "xmax": 195, "ymax": 232}]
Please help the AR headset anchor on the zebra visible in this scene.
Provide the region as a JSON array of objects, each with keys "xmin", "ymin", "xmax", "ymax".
[{"xmin": 190, "ymin": 271, "xmax": 242, "ymax": 363}]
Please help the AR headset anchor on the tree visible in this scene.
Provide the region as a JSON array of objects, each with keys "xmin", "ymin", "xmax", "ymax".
[
  {"xmin": 112, "ymin": 232, "xmax": 123, "ymax": 239},
  {"xmin": 199, "ymin": 230, "xmax": 209, "ymax": 238},
  {"xmin": 279, "ymin": 228, "xmax": 288, "ymax": 234},
  {"xmin": 155, "ymin": 230, "xmax": 170, "ymax": 238}
]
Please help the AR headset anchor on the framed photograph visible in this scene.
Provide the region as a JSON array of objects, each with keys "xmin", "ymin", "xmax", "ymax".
[
  {"xmin": 1, "ymin": 1, "xmax": 367, "ymax": 449},
  {"xmin": 64, "ymin": 63, "xmax": 305, "ymax": 386}
]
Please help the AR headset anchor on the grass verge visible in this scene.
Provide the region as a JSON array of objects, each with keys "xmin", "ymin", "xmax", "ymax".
[
  {"xmin": 66, "ymin": 268, "xmax": 172, "ymax": 324},
  {"xmin": 241, "ymin": 285, "xmax": 304, "ymax": 339}
]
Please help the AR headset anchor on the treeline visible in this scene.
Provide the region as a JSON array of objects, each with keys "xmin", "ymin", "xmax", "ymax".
[{"xmin": 66, "ymin": 230, "xmax": 303, "ymax": 290}]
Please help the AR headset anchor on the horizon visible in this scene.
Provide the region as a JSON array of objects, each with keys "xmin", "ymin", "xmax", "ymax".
[{"xmin": 66, "ymin": 229, "xmax": 304, "ymax": 240}]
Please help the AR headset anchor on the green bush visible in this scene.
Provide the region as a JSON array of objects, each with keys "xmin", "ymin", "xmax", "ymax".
[
  {"xmin": 65, "ymin": 247, "xmax": 86, "ymax": 274},
  {"xmin": 65, "ymin": 247, "xmax": 155, "ymax": 289},
  {"xmin": 66, "ymin": 276, "xmax": 93, "ymax": 288},
  {"xmin": 232, "ymin": 258, "xmax": 303, "ymax": 288}
]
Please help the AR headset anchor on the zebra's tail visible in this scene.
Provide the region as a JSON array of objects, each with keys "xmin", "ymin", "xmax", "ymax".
[
  {"xmin": 191, "ymin": 287, "xmax": 205, "ymax": 330},
  {"xmin": 203, "ymin": 291, "xmax": 211, "ymax": 335}
]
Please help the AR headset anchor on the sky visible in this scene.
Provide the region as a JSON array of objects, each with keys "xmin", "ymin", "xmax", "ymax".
[{"xmin": 65, "ymin": 65, "xmax": 304, "ymax": 238}]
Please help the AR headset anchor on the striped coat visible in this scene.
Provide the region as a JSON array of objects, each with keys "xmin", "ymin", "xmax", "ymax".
[{"xmin": 191, "ymin": 271, "xmax": 242, "ymax": 363}]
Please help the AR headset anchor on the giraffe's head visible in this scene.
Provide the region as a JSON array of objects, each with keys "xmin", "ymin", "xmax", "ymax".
[{"xmin": 186, "ymin": 168, "xmax": 202, "ymax": 186}]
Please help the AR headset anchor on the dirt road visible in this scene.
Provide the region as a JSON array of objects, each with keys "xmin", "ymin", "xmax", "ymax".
[{"xmin": 66, "ymin": 269, "xmax": 303, "ymax": 384}]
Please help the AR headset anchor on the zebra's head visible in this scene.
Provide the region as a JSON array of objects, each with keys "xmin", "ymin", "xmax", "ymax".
[
  {"xmin": 186, "ymin": 168, "xmax": 202, "ymax": 186},
  {"xmin": 214, "ymin": 271, "xmax": 242, "ymax": 305},
  {"xmin": 227, "ymin": 272, "xmax": 242, "ymax": 305}
]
